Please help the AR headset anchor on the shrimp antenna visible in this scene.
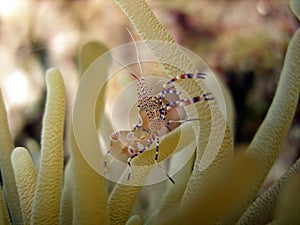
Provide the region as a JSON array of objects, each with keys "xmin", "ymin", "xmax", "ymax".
[
  {"xmin": 113, "ymin": 57, "xmax": 139, "ymax": 80},
  {"xmin": 126, "ymin": 27, "xmax": 144, "ymax": 77}
]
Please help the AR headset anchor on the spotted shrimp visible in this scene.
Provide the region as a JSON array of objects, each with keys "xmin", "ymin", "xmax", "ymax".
[{"xmin": 104, "ymin": 30, "xmax": 213, "ymax": 183}]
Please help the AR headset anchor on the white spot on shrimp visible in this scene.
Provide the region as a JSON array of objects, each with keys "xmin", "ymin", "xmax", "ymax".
[
  {"xmin": 110, "ymin": 132, "xmax": 120, "ymax": 142},
  {"xmin": 127, "ymin": 131, "xmax": 135, "ymax": 141},
  {"xmin": 137, "ymin": 142, "xmax": 144, "ymax": 150}
]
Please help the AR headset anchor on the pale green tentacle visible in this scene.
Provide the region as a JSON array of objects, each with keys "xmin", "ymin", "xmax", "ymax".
[
  {"xmin": 223, "ymin": 17, "xmax": 300, "ymax": 225},
  {"xmin": 0, "ymin": 88, "xmax": 23, "ymax": 225},
  {"xmin": 291, "ymin": 0, "xmax": 300, "ymax": 20},
  {"xmin": 275, "ymin": 173, "xmax": 300, "ymax": 224},
  {"xmin": 63, "ymin": 128, "xmax": 109, "ymax": 225},
  {"xmin": 61, "ymin": 41, "xmax": 110, "ymax": 225},
  {"xmin": 11, "ymin": 147, "xmax": 37, "ymax": 225},
  {"xmin": 238, "ymin": 157, "xmax": 300, "ymax": 225},
  {"xmin": 157, "ymin": 155, "xmax": 259, "ymax": 225},
  {"xmin": 30, "ymin": 69, "xmax": 65, "ymax": 225},
  {"xmin": 126, "ymin": 215, "xmax": 143, "ymax": 225},
  {"xmin": 0, "ymin": 184, "xmax": 11, "ymax": 225}
]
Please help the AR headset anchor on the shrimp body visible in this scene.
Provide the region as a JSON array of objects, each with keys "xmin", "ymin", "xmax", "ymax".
[{"xmin": 105, "ymin": 72, "xmax": 213, "ymax": 183}]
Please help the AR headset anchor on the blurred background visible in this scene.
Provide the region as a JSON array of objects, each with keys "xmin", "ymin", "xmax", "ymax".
[{"xmin": 0, "ymin": 0, "xmax": 299, "ymax": 190}]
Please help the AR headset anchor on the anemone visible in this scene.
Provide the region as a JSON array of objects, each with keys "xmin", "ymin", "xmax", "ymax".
[{"xmin": 0, "ymin": 0, "xmax": 299, "ymax": 225}]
